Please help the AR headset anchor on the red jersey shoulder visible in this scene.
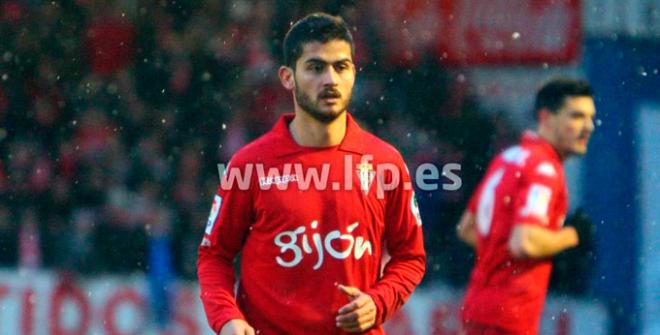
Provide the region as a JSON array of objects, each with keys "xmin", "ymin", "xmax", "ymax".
[
  {"xmin": 518, "ymin": 143, "xmax": 563, "ymax": 186},
  {"xmin": 357, "ymin": 128, "xmax": 408, "ymax": 168},
  {"xmin": 508, "ymin": 140, "xmax": 565, "ymax": 227},
  {"xmin": 218, "ymin": 129, "xmax": 281, "ymax": 193},
  {"xmin": 469, "ymin": 143, "xmax": 561, "ymax": 208},
  {"xmin": 493, "ymin": 142, "xmax": 561, "ymax": 181},
  {"xmin": 226, "ymin": 130, "xmax": 280, "ymax": 167}
]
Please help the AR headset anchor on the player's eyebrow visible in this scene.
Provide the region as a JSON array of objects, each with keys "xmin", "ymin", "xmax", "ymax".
[
  {"xmin": 569, "ymin": 110, "xmax": 593, "ymax": 118},
  {"xmin": 304, "ymin": 57, "xmax": 353, "ymax": 66}
]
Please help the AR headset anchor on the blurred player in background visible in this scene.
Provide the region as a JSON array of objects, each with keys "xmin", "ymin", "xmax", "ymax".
[
  {"xmin": 197, "ymin": 13, "xmax": 425, "ymax": 335},
  {"xmin": 456, "ymin": 78, "xmax": 596, "ymax": 335}
]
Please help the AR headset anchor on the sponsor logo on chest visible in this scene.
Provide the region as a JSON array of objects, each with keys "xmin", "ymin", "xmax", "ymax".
[{"xmin": 274, "ymin": 220, "xmax": 373, "ymax": 270}]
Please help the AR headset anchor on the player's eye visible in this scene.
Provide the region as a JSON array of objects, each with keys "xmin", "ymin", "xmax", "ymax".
[
  {"xmin": 335, "ymin": 62, "xmax": 349, "ymax": 72},
  {"xmin": 308, "ymin": 63, "xmax": 324, "ymax": 73},
  {"xmin": 570, "ymin": 112, "xmax": 585, "ymax": 120}
]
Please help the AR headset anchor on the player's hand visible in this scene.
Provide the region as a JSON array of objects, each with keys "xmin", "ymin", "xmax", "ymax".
[
  {"xmin": 219, "ymin": 319, "xmax": 255, "ymax": 335},
  {"xmin": 336, "ymin": 284, "xmax": 377, "ymax": 333},
  {"xmin": 563, "ymin": 226, "xmax": 580, "ymax": 247},
  {"xmin": 564, "ymin": 209, "xmax": 594, "ymax": 246}
]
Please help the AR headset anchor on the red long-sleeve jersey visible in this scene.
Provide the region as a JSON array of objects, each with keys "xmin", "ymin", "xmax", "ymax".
[
  {"xmin": 462, "ymin": 131, "xmax": 569, "ymax": 334},
  {"xmin": 198, "ymin": 113, "xmax": 426, "ymax": 334}
]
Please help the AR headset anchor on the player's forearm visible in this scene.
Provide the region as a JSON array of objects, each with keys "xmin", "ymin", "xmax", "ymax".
[
  {"xmin": 457, "ymin": 226, "xmax": 477, "ymax": 247},
  {"xmin": 366, "ymin": 253, "xmax": 425, "ymax": 325},
  {"xmin": 197, "ymin": 249, "xmax": 244, "ymax": 332},
  {"xmin": 456, "ymin": 212, "xmax": 477, "ymax": 248},
  {"xmin": 510, "ymin": 224, "xmax": 578, "ymax": 259}
]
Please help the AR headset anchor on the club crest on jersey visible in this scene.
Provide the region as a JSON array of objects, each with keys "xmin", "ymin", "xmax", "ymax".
[{"xmin": 357, "ymin": 161, "xmax": 375, "ymax": 194}]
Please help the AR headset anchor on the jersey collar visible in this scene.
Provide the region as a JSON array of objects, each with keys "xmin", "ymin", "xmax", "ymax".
[
  {"xmin": 271, "ymin": 112, "xmax": 367, "ymax": 158},
  {"xmin": 521, "ymin": 130, "xmax": 562, "ymax": 162}
]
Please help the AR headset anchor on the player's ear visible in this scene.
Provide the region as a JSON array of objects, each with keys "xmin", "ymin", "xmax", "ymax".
[
  {"xmin": 537, "ymin": 108, "xmax": 552, "ymax": 124},
  {"xmin": 278, "ymin": 65, "xmax": 295, "ymax": 91}
]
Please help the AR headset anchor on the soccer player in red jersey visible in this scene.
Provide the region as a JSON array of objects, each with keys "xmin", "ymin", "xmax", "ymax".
[
  {"xmin": 456, "ymin": 79, "xmax": 596, "ymax": 335},
  {"xmin": 197, "ymin": 13, "xmax": 425, "ymax": 335}
]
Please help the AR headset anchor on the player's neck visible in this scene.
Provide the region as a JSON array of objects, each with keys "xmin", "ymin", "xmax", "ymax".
[
  {"xmin": 537, "ymin": 127, "xmax": 569, "ymax": 162},
  {"xmin": 289, "ymin": 111, "xmax": 347, "ymax": 147}
]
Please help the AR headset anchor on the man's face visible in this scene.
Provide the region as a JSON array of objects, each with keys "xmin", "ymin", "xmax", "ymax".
[
  {"xmin": 291, "ymin": 40, "xmax": 355, "ymax": 123},
  {"xmin": 547, "ymin": 96, "xmax": 596, "ymax": 157}
]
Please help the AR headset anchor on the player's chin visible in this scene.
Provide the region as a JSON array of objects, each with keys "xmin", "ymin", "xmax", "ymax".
[
  {"xmin": 309, "ymin": 106, "xmax": 345, "ymax": 123},
  {"xmin": 570, "ymin": 144, "xmax": 588, "ymax": 156},
  {"xmin": 319, "ymin": 104, "xmax": 347, "ymax": 117}
]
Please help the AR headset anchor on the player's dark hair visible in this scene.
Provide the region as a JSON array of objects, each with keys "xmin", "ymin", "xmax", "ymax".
[
  {"xmin": 283, "ymin": 12, "xmax": 354, "ymax": 68},
  {"xmin": 533, "ymin": 78, "xmax": 593, "ymax": 119}
]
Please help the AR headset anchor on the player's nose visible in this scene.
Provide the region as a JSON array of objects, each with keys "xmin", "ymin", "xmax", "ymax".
[
  {"xmin": 321, "ymin": 67, "xmax": 341, "ymax": 86},
  {"xmin": 585, "ymin": 117, "xmax": 595, "ymax": 133}
]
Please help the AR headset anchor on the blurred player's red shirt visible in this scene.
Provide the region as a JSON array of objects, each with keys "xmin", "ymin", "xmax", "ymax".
[
  {"xmin": 198, "ymin": 113, "xmax": 425, "ymax": 334},
  {"xmin": 462, "ymin": 131, "xmax": 568, "ymax": 334}
]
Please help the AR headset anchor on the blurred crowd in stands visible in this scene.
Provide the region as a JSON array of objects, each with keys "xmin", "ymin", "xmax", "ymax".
[{"xmin": 0, "ymin": 1, "xmax": 518, "ymax": 286}]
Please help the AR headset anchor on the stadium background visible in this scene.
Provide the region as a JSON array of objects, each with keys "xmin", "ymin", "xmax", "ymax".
[{"xmin": 0, "ymin": 1, "xmax": 658, "ymax": 334}]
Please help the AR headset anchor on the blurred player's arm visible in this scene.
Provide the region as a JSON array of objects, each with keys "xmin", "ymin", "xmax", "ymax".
[
  {"xmin": 508, "ymin": 165, "xmax": 578, "ymax": 259},
  {"xmin": 509, "ymin": 224, "xmax": 578, "ymax": 259},
  {"xmin": 456, "ymin": 211, "xmax": 477, "ymax": 248},
  {"xmin": 198, "ymin": 160, "xmax": 254, "ymax": 334},
  {"xmin": 458, "ymin": 180, "xmax": 482, "ymax": 248}
]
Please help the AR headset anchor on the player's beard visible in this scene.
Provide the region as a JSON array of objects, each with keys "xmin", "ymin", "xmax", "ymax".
[
  {"xmin": 294, "ymin": 84, "xmax": 351, "ymax": 124},
  {"xmin": 556, "ymin": 127, "xmax": 590, "ymax": 158}
]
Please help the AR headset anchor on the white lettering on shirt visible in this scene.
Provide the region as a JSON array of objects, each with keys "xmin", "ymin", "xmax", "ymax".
[
  {"xmin": 273, "ymin": 221, "xmax": 373, "ymax": 270},
  {"xmin": 520, "ymin": 183, "xmax": 553, "ymax": 224},
  {"xmin": 259, "ymin": 174, "xmax": 298, "ymax": 187}
]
